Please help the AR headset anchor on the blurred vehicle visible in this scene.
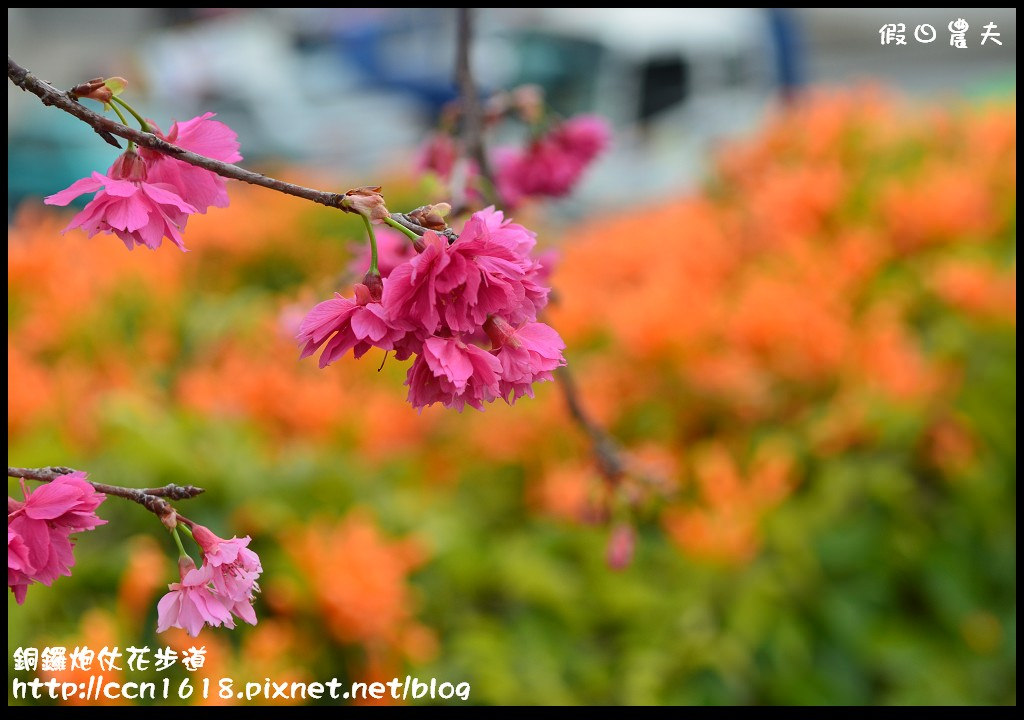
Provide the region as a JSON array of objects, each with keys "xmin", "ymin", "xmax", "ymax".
[
  {"xmin": 483, "ymin": 8, "xmax": 789, "ymax": 207},
  {"xmin": 6, "ymin": 8, "xmax": 793, "ymax": 213}
]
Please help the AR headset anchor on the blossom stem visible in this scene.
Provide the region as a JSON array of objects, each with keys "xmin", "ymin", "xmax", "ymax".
[
  {"xmin": 110, "ymin": 96, "xmax": 152, "ymax": 133},
  {"xmin": 171, "ymin": 527, "xmax": 190, "ymax": 559},
  {"xmin": 382, "ymin": 216, "xmax": 420, "ymax": 244},
  {"xmin": 108, "ymin": 100, "xmax": 128, "ymax": 125},
  {"xmin": 362, "ymin": 215, "xmax": 380, "ymax": 276},
  {"xmin": 107, "ymin": 101, "xmax": 135, "ymax": 151}
]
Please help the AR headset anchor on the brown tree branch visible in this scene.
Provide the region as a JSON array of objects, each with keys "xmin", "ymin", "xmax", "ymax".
[
  {"xmin": 454, "ymin": 9, "xmax": 496, "ymax": 200},
  {"xmin": 8, "ymin": 466, "xmax": 202, "ymax": 521},
  {"xmin": 7, "ymin": 55, "xmax": 449, "ymax": 239},
  {"xmin": 8, "ymin": 56, "xmax": 347, "ymax": 211},
  {"xmin": 554, "ymin": 367, "xmax": 627, "ymax": 484},
  {"xmin": 451, "ymin": 16, "xmax": 630, "ymax": 488}
]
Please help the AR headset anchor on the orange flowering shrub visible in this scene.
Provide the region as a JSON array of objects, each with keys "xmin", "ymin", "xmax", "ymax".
[{"xmin": 549, "ymin": 87, "xmax": 1015, "ymax": 561}]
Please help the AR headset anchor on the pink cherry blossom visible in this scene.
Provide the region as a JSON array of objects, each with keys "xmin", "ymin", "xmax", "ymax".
[
  {"xmin": 8, "ymin": 529, "xmax": 34, "ymax": 605},
  {"xmin": 494, "ymin": 137, "xmax": 580, "ymax": 205},
  {"xmin": 494, "ymin": 114, "xmax": 609, "ymax": 207},
  {"xmin": 142, "ymin": 112, "xmax": 242, "ymax": 214},
  {"xmin": 304, "ymin": 207, "xmax": 564, "ymax": 411},
  {"xmin": 156, "ymin": 558, "xmax": 235, "ymax": 637},
  {"xmin": 450, "ymin": 211, "xmax": 549, "ymax": 328},
  {"xmin": 509, "ymin": 137, "xmax": 580, "ymax": 198},
  {"xmin": 606, "ymin": 523, "xmax": 636, "ymax": 571},
  {"xmin": 381, "ymin": 231, "xmax": 455, "ymax": 336},
  {"xmin": 383, "ymin": 211, "xmax": 548, "ymax": 335},
  {"xmin": 406, "ymin": 336, "xmax": 502, "ymax": 412},
  {"xmin": 417, "ymin": 131, "xmax": 458, "ymax": 180},
  {"xmin": 298, "ymin": 283, "xmax": 406, "ymax": 366},
  {"xmin": 190, "ymin": 524, "xmax": 261, "ymax": 621},
  {"xmin": 7, "ymin": 471, "xmax": 106, "ymax": 604},
  {"xmin": 552, "ymin": 114, "xmax": 610, "ymax": 166},
  {"xmin": 474, "ymin": 206, "xmax": 538, "ymax": 257},
  {"xmin": 44, "ymin": 153, "xmax": 198, "ymax": 251},
  {"xmin": 486, "ymin": 317, "xmax": 567, "ymax": 403}
]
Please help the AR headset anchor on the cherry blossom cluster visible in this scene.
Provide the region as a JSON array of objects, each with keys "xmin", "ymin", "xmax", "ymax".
[
  {"xmin": 157, "ymin": 523, "xmax": 262, "ymax": 638},
  {"xmin": 7, "ymin": 470, "xmax": 261, "ymax": 638},
  {"xmin": 44, "ymin": 113, "xmax": 241, "ymax": 251},
  {"xmin": 493, "ymin": 115, "xmax": 610, "ymax": 207},
  {"xmin": 7, "ymin": 472, "xmax": 106, "ymax": 605},
  {"xmin": 298, "ymin": 208, "xmax": 566, "ymax": 411},
  {"xmin": 420, "ymin": 111, "xmax": 609, "ymax": 209}
]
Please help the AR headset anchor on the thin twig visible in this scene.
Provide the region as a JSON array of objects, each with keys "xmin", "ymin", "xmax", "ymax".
[
  {"xmin": 8, "ymin": 57, "xmax": 347, "ymax": 211},
  {"xmin": 454, "ymin": 9, "xmax": 496, "ymax": 199},
  {"xmin": 8, "ymin": 466, "xmax": 201, "ymax": 521},
  {"xmin": 554, "ymin": 368, "xmax": 627, "ymax": 483},
  {"xmin": 7, "ymin": 466, "xmax": 77, "ymax": 482}
]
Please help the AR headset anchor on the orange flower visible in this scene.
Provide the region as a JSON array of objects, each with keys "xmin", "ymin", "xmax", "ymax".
[
  {"xmin": 529, "ymin": 463, "xmax": 606, "ymax": 522},
  {"xmin": 931, "ymin": 260, "xmax": 1016, "ymax": 325},
  {"xmin": 662, "ymin": 442, "xmax": 794, "ymax": 563},
  {"xmin": 287, "ymin": 512, "xmax": 428, "ymax": 649}
]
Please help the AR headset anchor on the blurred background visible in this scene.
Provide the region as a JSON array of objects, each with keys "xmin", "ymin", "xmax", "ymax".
[{"xmin": 7, "ymin": 8, "xmax": 1017, "ymax": 705}]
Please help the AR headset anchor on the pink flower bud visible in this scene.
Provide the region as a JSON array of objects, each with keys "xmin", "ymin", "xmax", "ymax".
[
  {"xmin": 70, "ymin": 76, "xmax": 127, "ymax": 104},
  {"xmin": 342, "ymin": 186, "xmax": 390, "ymax": 222},
  {"xmin": 189, "ymin": 523, "xmax": 220, "ymax": 553},
  {"xmin": 362, "ymin": 270, "xmax": 384, "ymax": 301},
  {"xmin": 606, "ymin": 523, "xmax": 635, "ymax": 571},
  {"xmin": 407, "ymin": 203, "xmax": 451, "ymax": 232},
  {"xmin": 484, "ymin": 314, "xmax": 518, "ymax": 349},
  {"xmin": 109, "ymin": 150, "xmax": 148, "ymax": 182},
  {"xmin": 71, "ymin": 78, "xmax": 107, "ymax": 104},
  {"xmin": 177, "ymin": 554, "xmax": 197, "ymax": 577}
]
